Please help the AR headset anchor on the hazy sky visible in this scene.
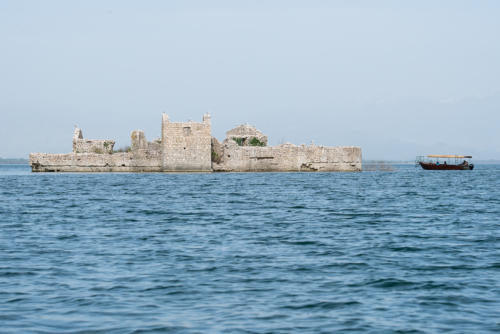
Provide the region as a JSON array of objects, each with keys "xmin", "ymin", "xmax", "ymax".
[{"xmin": 1, "ymin": 0, "xmax": 499, "ymax": 160}]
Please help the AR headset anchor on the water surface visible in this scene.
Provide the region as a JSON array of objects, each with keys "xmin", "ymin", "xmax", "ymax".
[{"xmin": 1, "ymin": 164, "xmax": 499, "ymax": 333}]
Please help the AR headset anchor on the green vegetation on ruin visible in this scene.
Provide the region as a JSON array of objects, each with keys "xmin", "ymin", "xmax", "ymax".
[
  {"xmin": 249, "ymin": 137, "xmax": 265, "ymax": 147},
  {"xmin": 232, "ymin": 137, "xmax": 265, "ymax": 147},
  {"xmin": 211, "ymin": 151, "xmax": 221, "ymax": 163},
  {"xmin": 233, "ymin": 137, "xmax": 244, "ymax": 146}
]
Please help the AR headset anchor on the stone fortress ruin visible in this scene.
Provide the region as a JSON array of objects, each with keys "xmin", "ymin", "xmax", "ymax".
[{"xmin": 30, "ymin": 114, "xmax": 362, "ymax": 172}]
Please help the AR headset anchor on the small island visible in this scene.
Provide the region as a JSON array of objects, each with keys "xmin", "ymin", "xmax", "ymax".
[{"xmin": 29, "ymin": 114, "xmax": 362, "ymax": 172}]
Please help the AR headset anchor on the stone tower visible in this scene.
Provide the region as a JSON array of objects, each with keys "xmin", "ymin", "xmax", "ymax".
[{"xmin": 161, "ymin": 113, "xmax": 212, "ymax": 171}]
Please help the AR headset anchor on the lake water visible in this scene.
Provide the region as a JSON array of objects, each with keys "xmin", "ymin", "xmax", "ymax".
[{"xmin": 1, "ymin": 164, "xmax": 499, "ymax": 333}]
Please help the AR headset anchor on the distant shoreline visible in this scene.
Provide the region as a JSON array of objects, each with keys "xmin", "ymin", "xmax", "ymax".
[{"xmin": 0, "ymin": 158, "xmax": 29, "ymax": 165}]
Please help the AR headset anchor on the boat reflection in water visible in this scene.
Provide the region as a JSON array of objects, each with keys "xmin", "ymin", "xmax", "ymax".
[{"xmin": 416, "ymin": 155, "xmax": 474, "ymax": 170}]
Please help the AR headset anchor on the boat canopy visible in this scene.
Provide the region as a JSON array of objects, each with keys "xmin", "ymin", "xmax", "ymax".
[{"xmin": 427, "ymin": 155, "xmax": 472, "ymax": 159}]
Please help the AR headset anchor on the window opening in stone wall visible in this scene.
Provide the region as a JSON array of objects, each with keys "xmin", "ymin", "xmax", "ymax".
[{"xmin": 183, "ymin": 127, "xmax": 192, "ymax": 136}]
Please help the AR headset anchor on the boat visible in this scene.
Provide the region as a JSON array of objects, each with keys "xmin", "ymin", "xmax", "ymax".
[{"xmin": 416, "ymin": 155, "xmax": 474, "ymax": 170}]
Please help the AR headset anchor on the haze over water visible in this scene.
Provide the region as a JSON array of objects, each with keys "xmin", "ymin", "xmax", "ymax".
[
  {"xmin": 1, "ymin": 165, "xmax": 499, "ymax": 333},
  {"xmin": 2, "ymin": 1, "xmax": 500, "ymax": 160}
]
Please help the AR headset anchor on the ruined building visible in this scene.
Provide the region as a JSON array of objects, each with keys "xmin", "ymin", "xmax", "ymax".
[{"xmin": 29, "ymin": 114, "xmax": 362, "ymax": 172}]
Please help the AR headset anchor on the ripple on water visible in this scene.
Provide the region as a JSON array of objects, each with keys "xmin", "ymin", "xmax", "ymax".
[{"xmin": 0, "ymin": 165, "xmax": 500, "ymax": 333}]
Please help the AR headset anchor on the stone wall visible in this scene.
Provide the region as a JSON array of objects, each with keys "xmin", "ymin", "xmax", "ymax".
[
  {"xmin": 72, "ymin": 127, "xmax": 115, "ymax": 154},
  {"xmin": 213, "ymin": 141, "xmax": 361, "ymax": 172},
  {"xmin": 211, "ymin": 137, "xmax": 223, "ymax": 164},
  {"xmin": 161, "ymin": 113, "xmax": 212, "ymax": 172},
  {"xmin": 131, "ymin": 130, "xmax": 161, "ymax": 154},
  {"xmin": 29, "ymin": 152, "xmax": 162, "ymax": 172},
  {"xmin": 131, "ymin": 130, "xmax": 148, "ymax": 152},
  {"xmin": 30, "ymin": 114, "xmax": 362, "ymax": 173},
  {"xmin": 30, "ymin": 127, "xmax": 162, "ymax": 172}
]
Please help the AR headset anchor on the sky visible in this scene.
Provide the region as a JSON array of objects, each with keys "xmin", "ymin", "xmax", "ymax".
[{"xmin": 1, "ymin": 0, "xmax": 499, "ymax": 160}]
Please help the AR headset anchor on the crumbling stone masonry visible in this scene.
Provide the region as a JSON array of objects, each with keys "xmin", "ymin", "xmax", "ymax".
[
  {"xmin": 30, "ymin": 114, "xmax": 362, "ymax": 172},
  {"xmin": 226, "ymin": 124, "xmax": 268, "ymax": 147},
  {"xmin": 72, "ymin": 128, "xmax": 115, "ymax": 154}
]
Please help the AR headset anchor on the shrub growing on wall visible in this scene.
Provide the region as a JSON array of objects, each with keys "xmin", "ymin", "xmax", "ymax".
[
  {"xmin": 211, "ymin": 150, "xmax": 221, "ymax": 163},
  {"xmin": 249, "ymin": 137, "xmax": 265, "ymax": 146},
  {"xmin": 232, "ymin": 137, "xmax": 244, "ymax": 146}
]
